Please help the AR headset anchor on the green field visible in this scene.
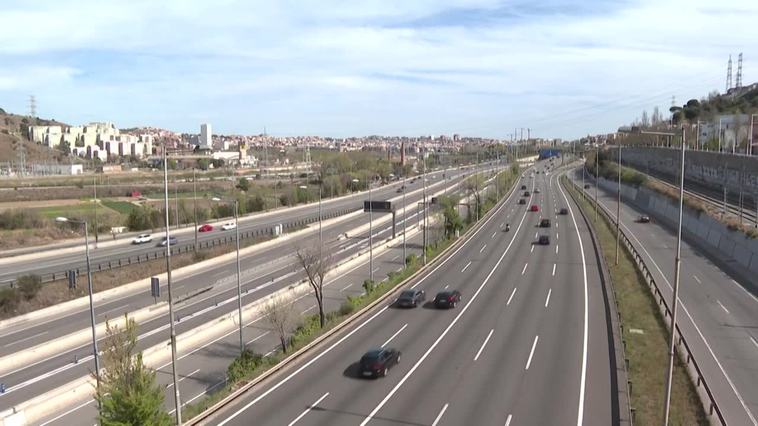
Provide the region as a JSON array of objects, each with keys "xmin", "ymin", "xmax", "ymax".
[{"xmin": 101, "ymin": 200, "xmax": 137, "ymax": 215}]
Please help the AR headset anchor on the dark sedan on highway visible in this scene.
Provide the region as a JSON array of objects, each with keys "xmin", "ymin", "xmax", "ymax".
[
  {"xmin": 396, "ymin": 289, "xmax": 425, "ymax": 308},
  {"xmin": 359, "ymin": 347, "xmax": 400, "ymax": 378},
  {"xmin": 434, "ymin": 290, "xmax": 462, "ymax": 309}
]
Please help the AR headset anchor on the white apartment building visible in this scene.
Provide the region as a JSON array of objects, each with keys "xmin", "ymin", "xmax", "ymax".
[
  {"xmin": 200, "ymin": 123, "xmax": 212, "ymax": 150},
  {"xmin": 29, "ymin": 122, "xmax": 154, "ymax": 160}
]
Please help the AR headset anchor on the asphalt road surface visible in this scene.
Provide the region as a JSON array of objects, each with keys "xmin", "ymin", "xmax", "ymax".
[{"xmin": 200, "ymin": 163, "xmax": 618, "ymax": 426}]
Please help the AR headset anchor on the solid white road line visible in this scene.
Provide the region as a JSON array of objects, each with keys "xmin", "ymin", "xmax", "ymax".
[
  {"xmin": 717, "ymin": 300, "xmax": 730, "ymax": 314},
  {"xmin": 480, "ymin": 244, "xmax": 487, "ymax": 253},
  {"xmin": 474, "ymin": 329, "xmax": 495, "ymax": 361},
  {"xmin": 525, "ymin": 335, "xmax": 539, "ymax": 370},
  {"xmin": 358, "ymin": 186, "xmax": 532, "ymax": 426},
  {"xmin": 381, "ymin": 324, "xmax": 408, "ymax": 348},
  {"xmin": 432, "ymin": 403, "xmax": 449, "ymax": 426},
  {"xmin": 97, "ymin": 303, "xmax": 129, "ymax": 317},
  {"xmin": 730, "ymin": 278, "xmax": 758, "ymax": 304},
  {"xmin": 693, "ymin": 275, "xmax": 702, "ymax": 284},
  {"xmin": 552, "ymin": 263, "xmax": 556, "ymax": 276},
  {"xmin": 507, "ymin": 288, "xmax": 517, "ymax": 306},
  {"xmin": 521, "ymin": 263, "xmax": 528, "ymax": 275},
  {"xmin": 3, "ymin": 331, "xmax": 48, "ymax": 348},
  {"xmin": 557, "ymin": 172, "xmax": 589, "ymax": 426},
  {"xmin": 461, "ymin": 261, "xmax": 472, "ymax": 273},
  {"xmin": 288, "ymin": 392, "xmax": 330, "ymax": 426},
  {"xmin": 38, "ymin": 398, "xmax": 95, "ymax": 426},
  {"xmin": 167, "ymin": 368, "xmax": 200, "ymax": 389},
  {"xmin": 545, "ymin": 289, "xmax": 552, "ymax": 308},
  {"xmin": 505, "ymin": 414, "xmax": 513, "ymax": 426}
]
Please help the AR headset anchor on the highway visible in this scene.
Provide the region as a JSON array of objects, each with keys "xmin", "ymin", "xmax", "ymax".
[
  {"xmin": 575, "ymin": 169, "xmax": 758, "ymax": 425},
  {"xmin": 199, "ymin": 162, "xmax": 619, "ymax": 426},
  {"xmin": 0, "ymin": 164, "xmax": 493, "ymax": 420},
  {"xmin": 0, "ymin": 164, "xmax": 487, "ymax": 285}
]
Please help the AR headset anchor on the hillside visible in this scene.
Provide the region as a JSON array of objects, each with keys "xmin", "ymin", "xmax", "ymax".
[{"xmin": 0, "ymin": 108, "xmax": 72, "ymax": 164}]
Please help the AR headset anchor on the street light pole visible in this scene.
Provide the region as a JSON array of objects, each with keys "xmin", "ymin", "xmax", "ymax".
[
  {"xmin": 93, "ymin": 176, "xmax": 98, "ymax": 248},
  {"xmin": 368, "ymin": 174, "xmax": 374, "ymax": 282},
  {"xmin": 615, "ymin": 144, "xmax": 621, "ymax": 265},
  {"xmin": 663, "ymin": 126, "xmax": 686, "ymax": 425},
  {"xmin": 422, "ymin": 156, "xmax": 428, "ymax": 265},
  {"xmin": 402, "ymin": 174, "xmax": 407, "ymax": 265},
  {"xmin": 595, "ymin": 147, "xmax": 599, "ymax": 222},
  {"xmin": 234, "ymin": 200, "xmax": 243, "ymax": 354},
  {"xmin": 162, "ymin": 146, "xmax": 182, "ymax": 425},
  {"xmin": 193, "ymin": 168, "xmax": 198, "ymax": 250}
]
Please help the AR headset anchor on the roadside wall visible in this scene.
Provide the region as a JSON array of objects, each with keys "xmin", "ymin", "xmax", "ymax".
[
  {"xmin": 595, "ymin": 176, "xmax": 758, "ymax": 287},
  {"xmin": 620, "ymin": 147, "xmax": 758, "ymax": 196}
]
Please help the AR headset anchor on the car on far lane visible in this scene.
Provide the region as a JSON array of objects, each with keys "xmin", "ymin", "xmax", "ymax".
[
  {"xmin": 221, "ymin": 222, "xmax": 236, "ymax": 231},
  {"xmin": 198, "ymin": 224, "xmax": 214, "ymax": 232},
  {"xmin": 359, "ymin": 348, "xmax": 400, "ymax": 378},
  {"xmin": 132, "ymin": 234, "xmax": 153, "ymax": 244},
  {"xmin": 638, "ymin": 215, "xmax": 651, "ymax": 223},
  {"xmin": 396, "ymin": 289, "xmax": 425, "ymax": 308},
  {"xmin": 518, "ymin": 199, "xmax": 527, "ymax": 205},
  {"xmin": 538, "ymin": 235, "xmax": 551, "ymax": 245},
  {"xmin": 534, "ymin": 188, "xmax": 541, "ymax": 194},
  {"xmin": 158, "ymin": 236, "xmax": 178, "ymax": 247},
  {"xmin": 559, "ymin": 208, "xmax": 569, "ymax": 215},
  {"xmin": 434, "ymin": 290, "xmax": 462, "ymax": 309},
  {"xmin": 540, "ymin": 218, "xmax": 551, "ymax": 228},
  {"xmin": 521, "ymin": 184, "xmax": 527, "ymax": 190},
  {"xmin": 530, "ymin": 205, "xmax": 540, "ymax": 212},
  {"xmin": 396, "ymin": 186, "xmax": 406, "ymax": 193},
  {"xmin": 523, "ymin": 191, "xmax": 530, "ymax": 197}
]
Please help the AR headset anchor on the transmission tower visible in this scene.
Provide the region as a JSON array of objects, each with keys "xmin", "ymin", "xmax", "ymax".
[
  {"xmin": 726, "ymin": 55, "xmax": 733, "ymax": 92},
  {"xmin": 736, "ymin": 52, "xmax": 743, "ymax": 88},
  {"xmin": 29, "ymin": 95, "xmax": 37, "ymax": 118}
]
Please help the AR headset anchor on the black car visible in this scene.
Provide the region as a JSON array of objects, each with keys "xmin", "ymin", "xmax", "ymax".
[
  {"xmin": 158, "ymin": 236, "xmax": 178, "ymax": 247},
  {"xmin": 518, "ymin": 199, "xmax": 527, "ymax": 205},
  {"xmin": 396, "ymin": 289, "xmax": 425, "ymax": 308},
  {"xmin": 434, "ymin": 290, "xmax": 462, "ymax": 309},
  {"xmin": 538, "ymin": 235, "xmax": 550, "ymax": 245},
  {"xmin": 359, "ymin": 348, "xmax": 400, "ymax": 378},
  {"xmin": 523, "ymin": 191, "xmax": 530, "ymax": 197},
  {"xmin": 584, "ymin": 184, "xmax": 591, "ymax": 189},
  {"xmin": 540, "ymin": 218, "xmax": 551, "ymax": 228},
  {"xmin": 521, "ymin": 184, "xmax": 527, "ymax": 190},
  {"xmin": 559, "ymin": 208, "xmax": 569, "ymax": 215},
  {"xmin": 638, "ymin": 215, "xmax": 651, "ymax": 223}
]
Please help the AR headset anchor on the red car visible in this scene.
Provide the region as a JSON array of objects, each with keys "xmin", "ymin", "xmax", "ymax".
[
  {"xmin": 198, "ymin": 224, "xmax": 214, "ymax": 232},
  {"xmin": 530, "ymin": 205, "xmax": 540, "ymax": 212}
]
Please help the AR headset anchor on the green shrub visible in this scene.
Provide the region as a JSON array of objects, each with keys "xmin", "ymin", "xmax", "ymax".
[
  {"xmin": 0, "ymin": 287, "xmax": 19, "ymax": 312},
  {"xmin": 405, "ymin": 254, "xmax": 417, "ymax": 266},
  {"xmin": 227, "ymin": 350, "xmax": 266, "ymax": 384},
  {"xmin": 16, "ymin": 274, "xmax": 42, "ymax": 300},
  {"xmin": 339, "ymin": 301, "xmax": 355, "ymax": 316},
  {"xmin": 362, "ymin": 279, "xmax": 375, "ymax": 294}
]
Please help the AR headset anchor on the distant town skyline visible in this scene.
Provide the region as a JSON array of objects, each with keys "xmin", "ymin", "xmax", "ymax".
[{"xmin": 0, "ymin": 0, "xmax": 755, "ymax": 140}]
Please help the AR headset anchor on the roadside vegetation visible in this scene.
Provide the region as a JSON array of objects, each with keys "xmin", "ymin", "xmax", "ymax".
[
  {"xmin": 565, "ymin": 177, "xmax": 707, "ymax": 425},
  {"xmin": 180, "ymin": 162, "xmax": 521, "ymax": 421}
]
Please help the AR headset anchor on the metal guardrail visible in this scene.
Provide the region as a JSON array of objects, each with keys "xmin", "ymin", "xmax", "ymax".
[
  {"xmin": 1, "ymin": 208, "xmax": 355, "ymax": 288},
  {"xmin": 564, "ymin": 175, "xmax": 726, "ymax": 425}
]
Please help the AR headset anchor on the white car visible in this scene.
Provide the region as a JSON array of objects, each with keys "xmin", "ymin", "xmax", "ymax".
[
  {"xmin": 221, "ymin": 222, "xmax": 236, "ymax": 231},
  {"xmin": 132, "ymin": 234, "xmax": 152, "ymax": 244}
]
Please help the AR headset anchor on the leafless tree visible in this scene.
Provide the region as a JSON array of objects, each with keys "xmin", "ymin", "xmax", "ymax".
[
  {"xmin": 262, "ymin": 294, "xmax": 296, "ymax": 353},
  {"xmin": 463, "ymin": 175, "xmax": 485, "ymax": 221},
  {"xmin": 295, "ymin": 245, "xmax": 332, "ymax": 328}
]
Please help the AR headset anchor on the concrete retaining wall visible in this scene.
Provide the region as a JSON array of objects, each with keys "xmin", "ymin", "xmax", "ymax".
[{"xmin": 595, "ymin": 177, "xmax": 758, "ymax": 285}]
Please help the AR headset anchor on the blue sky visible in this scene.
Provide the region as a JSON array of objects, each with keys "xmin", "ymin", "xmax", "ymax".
[{"xmin": 0, "ymin": 0, "xmax": 756, "ymax": 139}]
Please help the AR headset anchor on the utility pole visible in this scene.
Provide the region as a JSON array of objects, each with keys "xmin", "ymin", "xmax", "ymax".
[
  {"xmin": 663, "ymin": 126, "xmax": 686, "ymax": 425},
  {"xmin": 615, "ymin": 144, "xmax": 621, "ymax": 265},
  {"xmin": 193, "ymin": 168, "xmax": 198, "ymax": 250},
  {"xmin": 595, "ymin": 147, "xmax": 599, "ymax": 222},
  {"xmin": 174, "ymin": 179, "xmax": 179, "ymax": 230},
  {"xmin": 93, "ymin": 176, "xmax": 99, "ymax": 247},
  {"xmin": 422, "ymin": 155, "xmax": 428, "ymax": 265},
  {"xmin": 402, "ymin": 174, "xmax": 407, "ymax": 264},
  {"xmin": 162, "ymin": 146, "xmax": 182, "ymax": 425},
  {"xmin": 234, "ymin": 200, "xmax": 243, "ymax": 354},
  {"xmin": 369, "ymin": 172, "xmax": 374, "ymax": 282}
]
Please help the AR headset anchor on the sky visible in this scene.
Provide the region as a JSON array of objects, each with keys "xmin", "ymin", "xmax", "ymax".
[{"xmin": 0, "ymin": 0, "xmax": 756, "ymax": 140}]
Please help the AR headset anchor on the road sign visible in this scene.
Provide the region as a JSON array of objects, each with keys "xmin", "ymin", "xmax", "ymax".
[
  {"xmin": 150, "ymin": 277, "xmax": 160, "ymax": 300},
  {"xmin": 364, "ymin": 200, "xmax": 392, "ymax": 213},
  {"xmin": 67, "ymin": 270, "xmax": 77, "ymax": 289}
]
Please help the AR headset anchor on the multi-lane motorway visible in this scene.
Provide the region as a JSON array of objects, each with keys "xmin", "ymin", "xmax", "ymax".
[
  {"xmin": 201, "ymin": 163, "xmax": 619, "ymax": 426},
  {"xmin": 575, "ymin": 169, "xmax": 758, "ymax": 425},
  {"xmin": 0, "ymin": 164, "xmax": 485, "ymax": 285},
  {"xmin": 0, "ymin": 163, "xmax": 497, "ymax": 423}
]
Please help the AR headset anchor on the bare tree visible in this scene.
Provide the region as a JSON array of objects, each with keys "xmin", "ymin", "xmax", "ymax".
[
  {"xmin": 462, "ymin": 175, "xmax": 485, "ymax": 221},
  {"xmin": 295, "ymin": 245, "xmax": 332, "ymax": 328},
  {"xmin": 262, "ymin": 294, "xmax": 296, "ymax": 353}
]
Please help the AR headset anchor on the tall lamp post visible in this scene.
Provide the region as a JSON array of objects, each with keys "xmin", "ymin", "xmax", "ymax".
[
  {"xmin": 162, "ymin": 145, "xmax": 182, "ymax": 425},
  {"xmin": 619, "ymin": 125, "xmax": 686, "ymax": 425},
  {"xmin": 300, "ymin": 185, "xmax": 323, "ymax": 255},
  {"xmin": 214, "ymin": 197, "xmax": 244, "ymax": 354},
  {"xmin": 54, "ymin": 217, "xmax": 100, "ymax": 394}
]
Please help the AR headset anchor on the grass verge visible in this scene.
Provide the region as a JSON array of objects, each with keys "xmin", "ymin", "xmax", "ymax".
[{"xmin": 564, "ymin": 177, "xmax": 707, "ymax": 425}]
